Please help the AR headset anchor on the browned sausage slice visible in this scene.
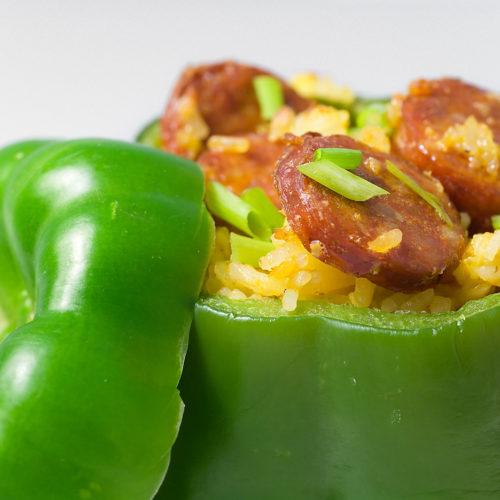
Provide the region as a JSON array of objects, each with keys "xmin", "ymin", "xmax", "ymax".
[
  {"xmin": 393, "ymin": 78, "xmax": 500, "ymax": 232},
  {"xmin": 274, "ymin": 134, "xmax": 466, "ymax": 291},
  {"xmin": 161, "ymin": 61, "xmax": 311, "ymax": 159},
  {"xmin": 198, "ymin": 133, "xmax": 284, "ymax": 207}
]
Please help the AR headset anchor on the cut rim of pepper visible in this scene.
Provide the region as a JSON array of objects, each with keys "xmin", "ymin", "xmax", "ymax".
[{"xmin": 198, "ymin": 291, "xmax": 500, "ymax": 331}]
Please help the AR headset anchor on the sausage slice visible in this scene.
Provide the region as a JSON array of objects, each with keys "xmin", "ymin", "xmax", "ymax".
[
  {"xmin": 393, "ymin": 78, "xmax": 500, "ymax": 232},
  {"xmin": 161, "ymin": 61, "xmax": 310, "ymax": 159},
  {"xmin": 274, "ymin": 134, "xmax": 466, "ymax": 291},
  {"xmin": 198, "ymin": 133, "xmax": 284, "ymax": 206}
]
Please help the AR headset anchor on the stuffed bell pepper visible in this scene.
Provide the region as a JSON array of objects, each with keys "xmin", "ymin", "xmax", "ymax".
[
  {"xmin": 138, "ymin": 62, "xmax": 500, "ymax": 499},
  {"xmin": 0, "ymin": 139, "xmax": 212, "ymax": 499}
]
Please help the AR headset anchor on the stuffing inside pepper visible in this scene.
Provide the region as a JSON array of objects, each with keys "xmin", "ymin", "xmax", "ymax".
[{"xmin": 204, "ymin": 221, "xmax": 500, "ymax": 314}]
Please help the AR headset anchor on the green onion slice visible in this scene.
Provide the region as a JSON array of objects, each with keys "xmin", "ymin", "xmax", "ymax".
[
  {"xmin": 253, "ymin": 76, "xmax": 284, "ymax": 120},
  {"xmin": 385, "ymin": 160, "xmax": 453, "ymax": 227},
  {"xmin": 297, "ymin": 159, "xmax": 389, "ymax": 201},
  {"xmin": 205, "ymin": 181, "xmax": 272, "ymax": 240},
  {"xmin": 347, "ymin": 127, "xmax": 362, "ymax": 138},
  {"xmin": 313, "ymin": 148, "xmax": 362, "ymax": 169},
  {"xmin": 230, "ymin": 232, "xmax": 275, "ymax": 267},
  {"xmin": 353, "ymin": 100, "xmax": 392, "ymax": 134},
  {"xmin": 351, "ymin": 97, "xmax": 390, "ymax": 117},
  {"xmin": 356, "ymin": 105, "xmax": 388, "ymax": 127},
  {"xmin": 492, "ymin": 215, "xmax": 500, "ymax": 230},
  {"xmin": 241, "ymin": 187, "xmax": 285, "ymax": 229}
]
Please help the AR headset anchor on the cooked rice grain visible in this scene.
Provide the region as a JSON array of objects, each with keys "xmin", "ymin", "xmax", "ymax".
[{"xmin": 204, "ymin": 220, "xmax": 499, "ymax": 314}]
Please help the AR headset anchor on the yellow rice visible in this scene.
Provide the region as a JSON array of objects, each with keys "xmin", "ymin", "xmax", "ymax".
[
  {"xmin": 204, "ymin": 223, "xmax": 500, "ymax": 313},
  {"xmin": 174, "ymin": 94, "xmax": 210, "ymax": 157},
  {"xmin": 290, "ymin": 72, "xmax": 355, "ymax": 106},
  {"xmin": 438, "ymin": 116, "xmax": 499, "ymax": 174}
]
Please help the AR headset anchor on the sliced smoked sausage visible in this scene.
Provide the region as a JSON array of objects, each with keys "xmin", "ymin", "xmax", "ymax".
[
  {"xmin": 393, "ymin": 78, "xmax": 500, "ymax": 232},
  {"xmin": 274, "ymin": 134, "xmax": 466, "ymax": 291},
  {"xmin": 161, "ymin": 61, "xmax": 310, "ymax": 159},
  {"xmin": 198, "ymin": 133, "xmax": 284, "ymax": 206}
]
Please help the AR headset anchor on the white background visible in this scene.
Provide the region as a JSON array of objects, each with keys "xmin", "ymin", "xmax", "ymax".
[{"xmin": 1, "ymin": 0, "xmax": 499, "ymax": 146}]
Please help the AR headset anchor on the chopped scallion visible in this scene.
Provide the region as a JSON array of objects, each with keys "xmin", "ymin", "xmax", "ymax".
[
  {"xmin": 347, "ymin": 127, "xmax": 362, "ymax": 138},
  {"xmin": 353, "ymin": 100, "xmax": 392, "ymax": 134},
  {"xmin": 492, "ymin": 215, "xmax": 500, "ymax": 230},
  {"xmin": 313, "ymin": 148, "xmax": 362, "ymax": 169},
  {"xmin": 205, "ymin": 181, "xmax": 272, "ymax": 240},
  {"xmin": 253, "ymin": 76, "xmax": 284, "ymax": 120},
  {"xmin": 356, "ymin": 104, "xmax": 388, "ymax": 127},
  {"xmin": 297, "ymin": 159, "xmax": 389, "ymax": 201},
  {"xmin": 385, "ymin": 160, "xmax": 453, "ymax": 227},
  {"xmin": 351, "ymin": 97, "xmax": 390, "ymax": 118},
  {"xmin": 230, "ymin": 233, "xmax": 275, "ymax": 267},
  {"xmin": 241, "ymin": 187, "xmax": 284, "ymax": 229}
]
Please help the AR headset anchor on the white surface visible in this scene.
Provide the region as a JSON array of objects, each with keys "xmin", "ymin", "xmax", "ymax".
[{"xmin": 1, "ymin": 0, "xmax": 499, "ymax": 146}]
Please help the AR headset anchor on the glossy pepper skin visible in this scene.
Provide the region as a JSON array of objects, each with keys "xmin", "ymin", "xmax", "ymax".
[
  {"xmin": 0, "ymin": 139, "xmax": 212, "ymax": 500},
  {"xmin": 158, "ymin": 294, "xmax": 500, "ymax": 500},
  {"xmin": 0, "ymin": 141, "xmax": 48, "ymax": 340}
]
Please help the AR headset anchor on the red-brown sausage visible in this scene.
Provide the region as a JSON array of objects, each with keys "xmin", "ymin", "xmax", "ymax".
[
  {"xmin": 198, "ymin": 133, "xmax": 284, "ymax": 207},
  {"xmin": 274, "ymin": 134, "xmax": 466, "ymax": 292},
  {"xmin": 393, "ymin": 78, "xmax": 500, "ymax": 233},
  {"xmin": 161, "ymin": 61, "xmax": 311, "ymax": 159}
]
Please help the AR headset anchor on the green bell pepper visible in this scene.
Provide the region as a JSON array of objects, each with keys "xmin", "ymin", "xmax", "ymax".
[
  {"xmin": 136, "ymin": 118, "xmax": 162, "ymax": 149},
  {"xmin": 0, "ymin": 139, "xmax": 212, "ymax": 499},
  {"xmin": 135, "ymin": 115, "xmax": 500, "ymax": 499},
  {"xmin": 0, "ymin": 140, "xmax": 47, "ymax": 339},
  {"xmin": 157, "ymin": 294, "xmax": 500, "ymax": 500}
]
